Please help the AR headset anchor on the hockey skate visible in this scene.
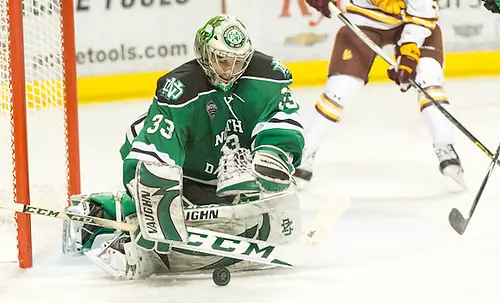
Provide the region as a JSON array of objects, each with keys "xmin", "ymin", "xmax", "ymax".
[
  {"xmin": 435, "ymin": 144, "xmax": 466, "ymax": 189},
  {"xmin": 85, "ymin": 230, "xmax": 168, "ymax": 280},
  {"xmin": 62, "ymin": 194, "xmax": 113, "ymax": 254}
]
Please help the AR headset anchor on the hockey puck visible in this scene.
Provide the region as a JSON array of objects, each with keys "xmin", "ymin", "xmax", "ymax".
[{"xmin": 212, "ymin": 267, "xmax": 231, "ymax": 286}]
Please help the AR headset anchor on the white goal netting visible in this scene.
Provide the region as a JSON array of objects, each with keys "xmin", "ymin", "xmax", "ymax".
[{"xmin": 0, "ymin": 1, "xmax": 75, "ymax": 263}]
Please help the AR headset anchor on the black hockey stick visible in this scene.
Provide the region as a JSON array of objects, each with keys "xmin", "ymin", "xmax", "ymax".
[
  {"xmin": 449, "ymin": 142, "xmax": 500, "ymax": 235},
  {"xmin": 327, "ymin": 1, "xmax": 500, "ymax": 167},
  {"xmin": 1, "ymin": 195, "xmax": 351, "ymax": 267}
]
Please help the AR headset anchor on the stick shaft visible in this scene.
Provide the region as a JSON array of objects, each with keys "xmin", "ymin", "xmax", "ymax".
[
  {"xmin": 2, "ymin": 203, "xmax": 138, "ymax": 231},
  {"xmin": 2, "ymin": 196, "xmax": 350, "ymax": 267},
  {"xmin": 328, "ymin": 1, "xmax": 500, "ymax": 166},
  {"xmin": 466, "ymin": 143, "xmax": 500, "ymax": 218}
]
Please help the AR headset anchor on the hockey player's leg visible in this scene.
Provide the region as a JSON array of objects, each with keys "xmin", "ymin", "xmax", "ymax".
[
  {"xmin": 73, "ymin": 161, "xmax": 188, "ymax": 279},
  {"xmin": 62, "ymin": 192, "xmax": 136, "ymax": 254},
  {"xmin": 295, "ymin": 75, "xmax": 365, "ymax": 182},
  {"xmin": 294, "ymin": 26, "xmax": 379, "ymax": 183},
  {"xmin": 85, "ymin": 215, "xmax": 170, "ymax": 280},
  {"xmin": 127, "ymin": 160, "xmax": 189, "ymax": 243},
  {"xmin": 84, "ymin": 168, "xmax": 205, "ymax": 280},
  {"xmin": 86, "ymin": 188, "xmax": 302, "ymax": 278},
  {"xmin": 168, "ymin": 190, "xmax": 302, "ymax": 273},
  {"xmin": 183, "ymin": 178, "xmax": 236, "ymax": 205},
  {"xmin": 417, "ymin": 26, "xmax": 465, "ymax": 188},
  {"xmin": 416, "ymin": 58, "xmax": 465, "ymax": 187}
]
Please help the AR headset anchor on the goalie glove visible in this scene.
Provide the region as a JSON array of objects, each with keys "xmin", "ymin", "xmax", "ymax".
[
  {"xmin": 216, "ymin": 148, "xmax": 260, "ymax": 197},
  {"xmin": 252, "ymin": 146, "xmax": 294, "ymax": 193},
  {"xmin": 216, "ymin": 147, "xmax": 294, "ymax": 196}
]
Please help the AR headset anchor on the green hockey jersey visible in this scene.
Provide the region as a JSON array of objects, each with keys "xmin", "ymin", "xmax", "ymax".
[{"xmin": 120, "ymin": 51, "xmax": 304, "ymax": 187}]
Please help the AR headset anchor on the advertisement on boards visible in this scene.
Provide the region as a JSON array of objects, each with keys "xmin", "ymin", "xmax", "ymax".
[
  {"xmin": 24, "ymin": 0, "xmax": 500, "ymax": 78},
  {"xmin": 72, "ymin": 0, "xmax": 219, "ymax": 77},
  {"xmin": 438, "ymin": 0, "xmax": 500, "ymax": 51}
]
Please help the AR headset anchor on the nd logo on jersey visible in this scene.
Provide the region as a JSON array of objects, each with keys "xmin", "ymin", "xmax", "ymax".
[
  {"xmin": 159, "ymin": 77, "xmax": 185, "ymax": 101},
  {"xmin": 271, "ymin": 58, "xmax": 290, "ymax": 78}
]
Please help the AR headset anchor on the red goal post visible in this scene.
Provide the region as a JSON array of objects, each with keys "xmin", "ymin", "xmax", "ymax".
[{"xmin": 1, "ymin": 0, "xmax": 81, "ymax": 269}]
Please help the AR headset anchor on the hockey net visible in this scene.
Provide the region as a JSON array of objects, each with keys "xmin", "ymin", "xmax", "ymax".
[{"xmin": 0, "ymin": 0, "xmax": 80, "ymax": 268}]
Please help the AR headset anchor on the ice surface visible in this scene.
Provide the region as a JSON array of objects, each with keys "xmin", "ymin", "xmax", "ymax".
[{"xmin": 1, "ymin": 77, "xmax": 500, "ymax": 303}]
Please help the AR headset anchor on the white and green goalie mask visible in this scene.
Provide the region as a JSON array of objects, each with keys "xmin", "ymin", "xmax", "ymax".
[{"xmin": 194, "ymin": 15, "xmax": 254, "ymax": 92}]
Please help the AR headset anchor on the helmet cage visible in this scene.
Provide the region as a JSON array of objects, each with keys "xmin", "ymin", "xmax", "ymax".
[
  {"xmin": 194, "ymin": 15, "xmax": 254, "ymax": 91},
  {"xmin": 206, "ymin": 47, "xmax": 253, "ymax": 91}
]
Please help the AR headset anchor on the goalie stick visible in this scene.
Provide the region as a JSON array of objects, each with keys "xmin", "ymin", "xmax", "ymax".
[
  {"xmin": 1, "ymin": 195, "xmax": 350, "ymax": 267},
  {"xmin": 448, "ymin": 142, "xmax": 500, "ymax": 235},
  {"xmin": 327, "ymin": 1, "xmax": 500, "ymax": 167}
]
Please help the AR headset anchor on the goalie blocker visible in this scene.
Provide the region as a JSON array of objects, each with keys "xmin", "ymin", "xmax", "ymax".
[{"xmin": 62, "ymin": 160, "xmax": 302, "ymax": 279}]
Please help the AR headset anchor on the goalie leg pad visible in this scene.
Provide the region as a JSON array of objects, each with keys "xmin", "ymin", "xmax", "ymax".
[
  {"xmin": 85, "ymin": 232, "xmax": 132, "ymax": 279},
  {"xmin": 131, "ymin": 160, "xmax": 188, "ymax": 243},
  {"xmin": 62, "ymin": 192, "xmax": 127, "ymax": 254},
  {"xmin": 85, "ymin": 233, "xmax": 167, "ymax": 280},
  {"xmin": 167, "ymin": 191, "xmax": 302, "ymax": 273},
  {"xmin": 85, "ymin": 216, "xmax": 170, "ymax": 280}
]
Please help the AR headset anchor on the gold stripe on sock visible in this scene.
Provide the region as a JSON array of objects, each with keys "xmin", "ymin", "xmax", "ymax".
[{"xmin": 315, "ymin": 102, "xmax": 341, "ymax": 122}]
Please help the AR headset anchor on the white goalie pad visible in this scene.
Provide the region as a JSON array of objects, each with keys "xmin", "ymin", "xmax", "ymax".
[
  {"xmin": 85, "ymin": 229, "xmax": 168, "ymax": 280},
  {"xmin": 129, "ymin": 160, "xmax": 188, "ymax": 244},
  {"xmin": 82, "ymin": 191, "xmax": 350, "ymax": 278},
  {"xmin": 185, "ymin": 190, "xmax": 297, "ymax": 223},
  {"xmin": 168, "ymin": 190, "xmax": 303, "ymax": 272}
]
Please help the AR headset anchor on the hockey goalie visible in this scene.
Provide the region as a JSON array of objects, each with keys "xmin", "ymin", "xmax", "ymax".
[{"xmin": 62, "ymin": 14, "xmax": 306, "ymax": 279}]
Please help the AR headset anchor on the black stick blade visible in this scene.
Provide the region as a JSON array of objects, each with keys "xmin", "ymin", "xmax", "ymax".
[{"xmin": 449, "ymin": 208, "xmax": 469, "ymax": 235}]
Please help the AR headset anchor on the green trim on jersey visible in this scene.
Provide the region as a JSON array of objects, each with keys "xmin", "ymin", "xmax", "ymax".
[{"xmin": 121, "ymin": 51, "xmax": 304, "ymax": 188}]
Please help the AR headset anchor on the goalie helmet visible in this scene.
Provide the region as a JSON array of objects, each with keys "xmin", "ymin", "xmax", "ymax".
[{"xmin": 194, "ymin": 15, "xmax": 254, "ymax": 92}]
